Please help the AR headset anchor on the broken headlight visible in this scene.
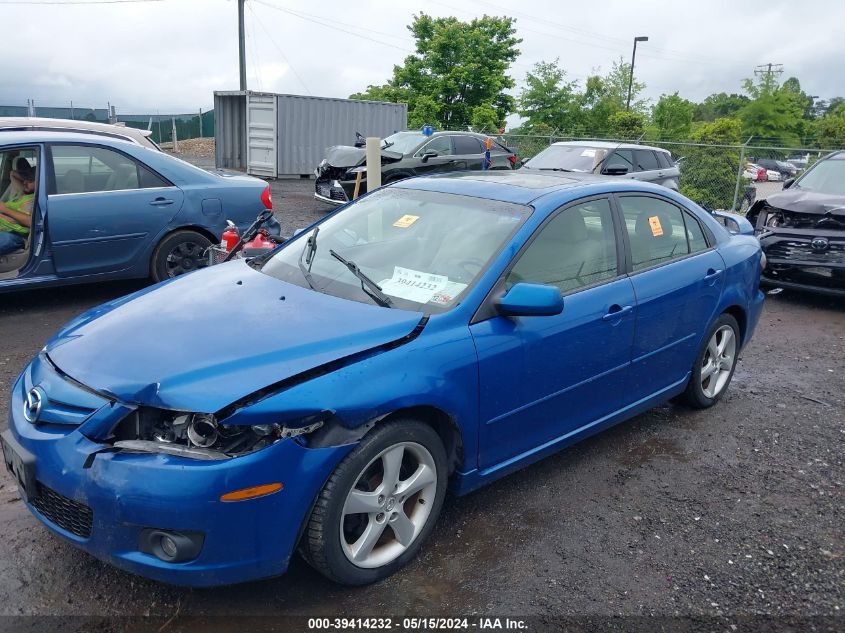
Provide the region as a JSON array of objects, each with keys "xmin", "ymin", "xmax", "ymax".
[{"xmin": 109, "ymin": 408, "xmax": 324, "ymax": 460}]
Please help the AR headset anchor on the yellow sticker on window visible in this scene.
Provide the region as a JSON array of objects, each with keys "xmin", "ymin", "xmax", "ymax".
[
  {"xmin": 648, "ymin": 215, "xmax": 664, "ymax": 237},
  {"xmin": 393, "ymin": 214, "xmax": 420, "ymax": 228}
]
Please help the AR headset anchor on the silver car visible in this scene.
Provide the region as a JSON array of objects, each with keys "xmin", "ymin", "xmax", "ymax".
[
  {"xmin": 0, "ymin": 117, "xmax": 160, "ymax": 151},
  {"xmin": 521, "ymin": 140, "xmax": 680, "ymax": 190}
]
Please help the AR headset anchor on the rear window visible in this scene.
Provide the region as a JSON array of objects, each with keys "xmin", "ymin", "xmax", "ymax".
[
  {"xmin": 452, "ymin": 135, "xmax": 484, "ymax": 155},
  {"xmin": 635, "ymin": 150, "xmax": 659, "ymax": 171},
  {"xmin": 656, "ymin": 151, "xmax": 673, "ymax": 169}
]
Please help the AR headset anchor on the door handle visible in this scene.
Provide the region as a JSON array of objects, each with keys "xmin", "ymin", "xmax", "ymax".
[
  {"xmin": 703, "ymin": 268, "xmax": 723, "ymax": 283},
  {"xmin": 602, "ymin": 304, "xmax": 633, "ymax": 321},
  {"xmin": 149, "ymin": 197, "xmax": 174, "ymax": 206}
]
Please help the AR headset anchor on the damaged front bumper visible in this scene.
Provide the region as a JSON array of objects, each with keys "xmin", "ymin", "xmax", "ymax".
[
  {"xmin": 757, "ymin": 228, "xmax": 845, "ymax": 297},
  {"xmin": 4, "ymin": 358, "xmax": 353, "ymax": 587}
]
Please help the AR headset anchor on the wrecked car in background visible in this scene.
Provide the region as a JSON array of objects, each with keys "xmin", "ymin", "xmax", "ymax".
[
  {"xmin": 747, "ymin": 150, "xmax": 845, "ymax": 297},
  {"xmin": 314, "ymin": 130, "xmax": 517, "ymax": 205}
]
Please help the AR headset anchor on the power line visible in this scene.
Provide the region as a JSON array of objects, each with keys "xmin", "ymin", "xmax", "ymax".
[
  {"xmin": 252, "ymin": 0, "xmax": 412, "ymax": 53},
  {"xmin": 249, "ymin": 1, "xmax": 312, "ymax": 95},
  {"xmin": 0, "ymin": 0, "xmax": 163, "ymax": 4}
]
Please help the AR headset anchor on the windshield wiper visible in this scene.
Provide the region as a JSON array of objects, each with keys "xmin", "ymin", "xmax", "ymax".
[
  {"xmin": 297, "ymin": 227, "xmax": 319, "ymax": 290},
  {"xmin": 329, "ymin": 249, "xmax": 393, "ymax": 308},
  {"xmin": 381, "ymin": 140, "xmax": 394, "ymax": 149},
  {"xmin": 537, "ymin": 167, "xmax": 573, "ymax": 172}
]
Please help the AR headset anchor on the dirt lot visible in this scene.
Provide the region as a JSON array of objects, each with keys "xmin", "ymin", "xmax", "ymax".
[{"xmin": 0, "ymin": 179, "xmax": 842, "ymax": 630}]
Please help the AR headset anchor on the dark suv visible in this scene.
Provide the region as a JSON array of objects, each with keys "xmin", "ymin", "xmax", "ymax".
[
  {"xmin": 754, "ymin": 158, "xmax": 798, "ymax": 178},
  {"xmin": 314, "ymin": 131, "xmax": 516, "ymax": 206},
  {"xmin": 747, "ymin": 150, "xmax": 845, "ymax": 296}
]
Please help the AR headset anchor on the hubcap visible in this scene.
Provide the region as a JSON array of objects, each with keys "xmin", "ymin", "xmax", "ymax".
[
  {"xmin": 700, "ymin": 325, "xmax": 736, "ymax": 398},
  {"xmin": 340, "ymin": 442, "xmax": 437, "ymax": 569},
  {"xmin": 165, "ymin": 241, "xmax": 209, "ymax": 278}
]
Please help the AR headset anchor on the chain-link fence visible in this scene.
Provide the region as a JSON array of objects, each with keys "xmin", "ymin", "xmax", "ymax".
[
  {"xmin": 0, "ymin": 103, "xmax": 213, "ymax": 145},
  {"xmin": 480, "ymin": 131, "xmax": 840, "ymax": 213}
]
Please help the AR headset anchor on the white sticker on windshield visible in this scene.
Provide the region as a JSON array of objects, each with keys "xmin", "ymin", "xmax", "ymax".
[
  {"xmin": 580, "ymin": 148, "xmax": 596, "ymax": 157},
  {"xmin": 380, "ymin": 267, "xmax": 449, "ymax": 303}
]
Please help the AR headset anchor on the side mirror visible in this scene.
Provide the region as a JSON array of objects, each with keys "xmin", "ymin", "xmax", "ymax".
[
  {"xmin": 421, "ymin": 150, "xmax": 438, "ymax": 163},
  {"xmin": 496, "ymin": 283, "xmax": 563, "ymax": 317},
  {"xmin": 782, "ymin": 178, "xmax": 795, "ymax": 190},
  {"xmin": 711, "ymin": 210, "xmax": 754, "ymax": 236},
  {"xmin": 604, "ymin": 165, "xmax": 629, "ymax": 175}
]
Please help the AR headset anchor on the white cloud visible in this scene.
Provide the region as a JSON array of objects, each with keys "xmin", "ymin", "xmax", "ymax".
[{"xmin": 0, "ymin": 0, "xmax": 840, "ymax": 116}]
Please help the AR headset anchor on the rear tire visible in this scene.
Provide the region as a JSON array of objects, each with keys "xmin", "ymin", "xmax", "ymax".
[
  {"xmin": 682, "ymin": 313, "xmax": 740, "ymax": 409},
  {"xmin": 151, "ymin": 230, "xmax": 212, "ymax": 282},
  {"xmin": 301, "ymin": 419, "xmax": 447, "ymax": 586}
]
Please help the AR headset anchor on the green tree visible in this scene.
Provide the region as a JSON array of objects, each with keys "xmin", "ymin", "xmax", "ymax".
[
  {"xmin": 350, "ymin": 13, "xmax": 521, "ymax": 131},
  {"xmin": 606, "ymin": 111, "xmax": 644, "ymax": 138},
  {"xmin": 579, "ymin": 58, "xmax": 646, "ymax": 134},
  {"xmin": 517, "ymin": 59, "xmax": 582, "ymax": 133},
  {"xmin": 813, "ymin": 109, "xmax": 845, "ymax": 147},
  {"xmin": 679, "ymin": 118, "xmax": 743, "ymax": 210},
  {"xmin": 739, "ymin": 72, "xmax": 803, "ymax": 145},
  {"xmin": 651, "ymin": 93, "xmax": 694, "ymax": 139},
  {"xmin": 693, "ymin": 93, "xmax": 750, "ymax": 122}
]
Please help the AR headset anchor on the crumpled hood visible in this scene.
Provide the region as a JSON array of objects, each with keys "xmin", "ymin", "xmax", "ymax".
[
  {"xmin": 323, "ymin": 145, "xmax": 403, "ymax": 168},
  {"xmin": 766, "ymin": 188, "xmax": 845, "ymax": 216},
  {"xmin": 45, "ymin": 261, "xmax": 423, "ymax": 413}
]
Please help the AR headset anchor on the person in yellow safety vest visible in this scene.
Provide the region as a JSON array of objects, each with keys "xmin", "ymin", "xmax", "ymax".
[{"xmin": 0, "ymin": 162, "xmax": 36, "ymax": 256}]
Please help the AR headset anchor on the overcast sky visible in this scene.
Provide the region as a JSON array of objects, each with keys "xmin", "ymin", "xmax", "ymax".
[{"xmin": 1, "ymin": 0, "xmax": 841, "ymax": 121}]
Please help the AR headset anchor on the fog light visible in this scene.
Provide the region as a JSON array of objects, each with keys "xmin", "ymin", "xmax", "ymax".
[
  {"xmin": 160, "ymin": 534, "xmax": 178, "ymax": 559},
  {"xmin": 139, "ymin": 529, "xmax": 205, "ymax": 563}
]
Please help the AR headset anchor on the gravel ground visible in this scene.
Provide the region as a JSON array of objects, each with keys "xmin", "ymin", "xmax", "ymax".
[{"xmin": 0, "ymin": 179, "xmax": 841, "ymax": 631}]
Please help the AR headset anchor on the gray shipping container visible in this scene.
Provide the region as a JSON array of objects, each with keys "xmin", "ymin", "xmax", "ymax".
[{"xmin": 214, "ymin": 91, "xmax": 408, "ymax": 177}]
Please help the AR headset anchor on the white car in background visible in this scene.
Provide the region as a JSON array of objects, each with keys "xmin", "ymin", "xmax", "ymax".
[{"xmin": 0, "ymin": 117, "xmax": 160, "ymax": 151}]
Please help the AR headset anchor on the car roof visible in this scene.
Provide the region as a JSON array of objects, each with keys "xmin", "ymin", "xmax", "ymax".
[
  {"xmin": 393, "ymin": 169, "xmax": 669, "ymax": 205},
  {"xmin": 0, "ymin": 129, "xmax": 144, "ymax": 148},
  {"xmin": 0, "ymin": 117, "xmax": 157, "ymax": 149},
  {"xmin": 550, "ymin": 140, "xmax": 670, "ymax": 153}
]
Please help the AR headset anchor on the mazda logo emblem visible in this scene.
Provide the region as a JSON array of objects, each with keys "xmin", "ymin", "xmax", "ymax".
[
  {"xmin": 810, "ymin": 237, "xmax": 829, "ymax": 253},
  {"xmin": 23, "ymin": 387, "xmax": 43, "ymax": 424}
]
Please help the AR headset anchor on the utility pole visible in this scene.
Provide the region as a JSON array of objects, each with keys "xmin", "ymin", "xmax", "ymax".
[
  {"xmin": 238, "ymin": 0, "xmax": 247, "ymax": 91},
  {"xmin": 627, "ymin": 36, "xmax": 648, "ymax": 111},
  {"xmin": 754, "ymin": 63, "xmax": 783, "ymax": 90}
]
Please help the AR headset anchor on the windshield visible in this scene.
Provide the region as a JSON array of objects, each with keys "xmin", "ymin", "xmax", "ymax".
[
  {"xmin": 523, "ymin": 144, "xmax": 609, "ymax": 172},
  {"xmin": 795, "ymin": 156, "xmax": 845, "ymax": 195},
  {"xmin": 261, "ymin": 187, "xmax": 531, "ymax": 312},
  {"xmin": 381, "ymin": 131, "xmax": 426, "ymax": 154}
]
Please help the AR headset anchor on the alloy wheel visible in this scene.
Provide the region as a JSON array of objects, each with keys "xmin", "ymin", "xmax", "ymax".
[
  {"xmin": 700, "ymin": 325, "xmax": 737, "ymax": 398},
  {"xmin": 165, "ymin": 240, "xmax": 209, "ymax": 278},
  {"xmin": 339, "ymin": 442, "xmax": 437, "ymax": 569}
]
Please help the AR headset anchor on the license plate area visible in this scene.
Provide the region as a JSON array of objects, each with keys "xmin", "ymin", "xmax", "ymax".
[{"xmin": 0, "ymin": 429, "xmax": 37, "ymax": 503}]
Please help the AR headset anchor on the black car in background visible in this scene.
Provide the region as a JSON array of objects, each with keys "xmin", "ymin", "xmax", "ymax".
[
  {"xmin": 314, "ymin": 131, "xmax": 517, "ymax": 206},
  {"xmin": 754, "ymin": 158, "xmax": 799, "ymax": 178},
  {"xmin": 747, "ymin": 150, "xmax": 845, "ymax": 297}
]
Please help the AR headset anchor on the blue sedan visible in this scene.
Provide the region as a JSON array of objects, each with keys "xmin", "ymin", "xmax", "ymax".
[
  {"xmin": 0, "ymin": 130, "xmax": 275, "ymax": 292},
  {"xmin": 1, "ymin": 171, "xmax": 765, "ymax": 586}
]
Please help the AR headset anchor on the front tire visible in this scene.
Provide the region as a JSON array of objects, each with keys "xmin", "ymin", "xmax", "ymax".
[
  {"xmin": 682, "ymin": 313, "xmax": 740, "ymax": 408},
  {"xmin": 151, "ymin": 230, "xmax": 212, "ymax": 282},
  {"xmin": 301, "ymin": 419, "xmax": 448, "ymax": 585}
]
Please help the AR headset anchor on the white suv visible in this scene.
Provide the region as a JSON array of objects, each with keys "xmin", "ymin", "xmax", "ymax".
[{"xmin": 522, "ymin": 140, "xmax": 680, "ymax": 190}]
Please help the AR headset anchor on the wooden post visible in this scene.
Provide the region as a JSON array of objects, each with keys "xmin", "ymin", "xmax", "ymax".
[
  {"xmin": 172, "ymin": 117, "xmax": 179, "ymax": 152},
  {"xmin": 352, "ymin": 170, "xmax": 363, "ymax": 199},
  {"xmin": 198, "ymin": 108, "xmax": 203, "ymax": 138}
]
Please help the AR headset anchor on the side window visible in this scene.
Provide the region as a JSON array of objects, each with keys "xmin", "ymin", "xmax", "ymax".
[
  {"xmin": 684, "ymin": 212, "xmax": 709, "ymax": 253},
  {"xmin": 452, "ymin": 135, "xmax": 484, "ymax": 155},
  {"xmin": 0, "ymin": 146, "xmax": 39, "ymax": 212},
  {"xmin": 635, "ymin": 150, "xmax": 660, "ymax": 171},
  {"xmin": 618, "ymin": 196, "xmax": 692, "ymax": 271},
  {"xmin": 506, "ymin": 198, "xmax": 618, "ymax": 293},
  {"xmin": 418, "ymin": 136, "xmax": 452, "ymax": 157},
  {"xmin": 604, "ymin": 149, "xmax": 634, "ymax": 172},
  {"xmin": 656, "ymin": 151, "xmax": 673, "ymax": 169},
  {"xmin": 50, "ymin": 145, "xmax": 163, "ymax": 194}
]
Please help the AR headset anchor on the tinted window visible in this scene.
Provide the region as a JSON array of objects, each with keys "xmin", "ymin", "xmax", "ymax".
[
  {"xmin": 684, "ymin": 213, "xmax": 709, "ymax": 253},
  {"xmin": 419, "ymin": 136, "xmax": 452, "ymax": 156},
  {"xmin": 619, "ymin": 196, "xmax": 692, "ymax": 271},
  {"xmin": 507, "ymin": 198, "xmax": 618, "ymax": 293},
  {"xmin": 492, "ymin": 141, "xmax": 512, "ymax": 154},
  {"xmin": 656, "ymin": 151, "xmax": 673, "ymax": 169},
  {"xmin": 452, "ymin": 135, "xmax": 484, "ymax": 155},
  {"xmin": 50, "ymin": 145, "xmax": 166, "ymax": 194},
  {"xmin": 605, "ymin": 149, "xmax": 635, "ymax": 172},
  {"xmin": 635, "ymin": 150, "xmax": 659, "ymax": 171}
]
